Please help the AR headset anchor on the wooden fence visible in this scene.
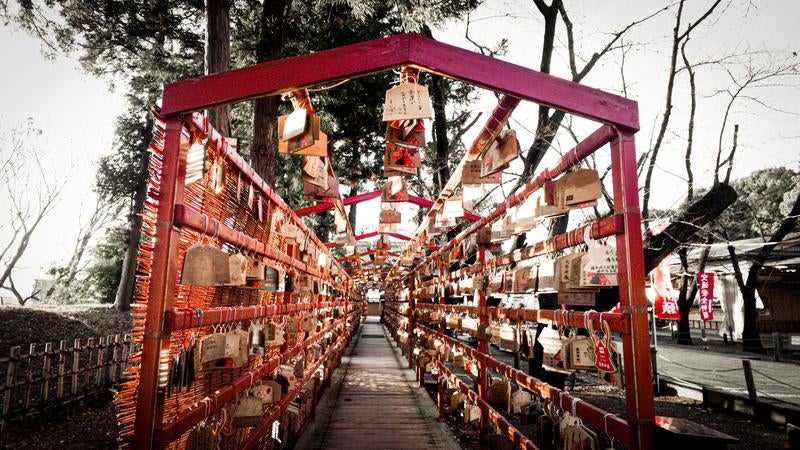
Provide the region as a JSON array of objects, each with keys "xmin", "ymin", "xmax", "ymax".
[{"xmin": 0, "ymin": 334, "xmax": 137, "ymax": 433}]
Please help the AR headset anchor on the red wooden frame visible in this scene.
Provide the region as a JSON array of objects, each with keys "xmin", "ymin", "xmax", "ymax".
[
  {"xmin": 135, "ymin": 32, "xmax": 652, "ymax": 450},
  {"xmin": 162, "ymin": 34, "xmax": 638, "ymax": 130},
  {"xmin": 294, "ymin": 189, "xmax": 481, "ymax": 221}
]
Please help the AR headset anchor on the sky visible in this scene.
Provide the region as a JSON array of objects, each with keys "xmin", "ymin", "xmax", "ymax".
[{"xmin": 0, "ymin": 0, "xmax": 798, "ymax": 297}]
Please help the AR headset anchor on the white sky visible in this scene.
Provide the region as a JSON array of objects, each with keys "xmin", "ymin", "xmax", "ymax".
[{"xmin": 1, "ymin": 0, "xmax": 799, "ymax": 296}]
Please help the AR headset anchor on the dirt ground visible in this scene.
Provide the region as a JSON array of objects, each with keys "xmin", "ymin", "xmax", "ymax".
[
  {"xmin": 1, "ymin": 396, "xmax": 119, "ymax": 449},
  {"xmin": 0, "ymin": 304, "xmax": 131, "ymax": 354},
  {"xmin": 573, "ymin": 381, "xmax": 786, "ymax": 449}
]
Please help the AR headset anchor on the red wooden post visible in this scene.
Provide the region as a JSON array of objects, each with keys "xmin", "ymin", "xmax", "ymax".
[
  {"xmin": 408, "ymin": 275, "xmax": 415, "ymax": 368},
  {"xmin": 476, "ymin": 246, "xmax": 490, "ymax": 445},
  {"xmin": 438, "ymin": 260, "xmax": 445, "ymax": 338},
  {"xmin": 609, "ymin": 130, "xmax": 655, "ymax": 450},
  {"xmin": 133, "ymin": 116, "xmax": 185, "ymax": 449}
]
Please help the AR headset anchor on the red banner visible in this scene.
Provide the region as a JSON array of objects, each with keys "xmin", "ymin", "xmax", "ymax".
[
  {"xmin": 698, "ymin": 272, "xmax": 715, "ymax": 321},
  {"xmin": 651, "ymin": 253, "xmax": 680, "ymax": 319},
  {"xmin": 649, "ymin": 223, "xmax": 680, "ymax": 320}
]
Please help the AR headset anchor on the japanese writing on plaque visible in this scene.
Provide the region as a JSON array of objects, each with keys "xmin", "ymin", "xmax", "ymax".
[{"xmin": 382, "ymin": 83, "xmax": 433, "ymax": 121}]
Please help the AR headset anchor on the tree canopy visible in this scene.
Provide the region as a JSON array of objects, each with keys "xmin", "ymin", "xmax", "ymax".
[{"xmin": 715, "ymin": 167, "xmax": 799, "ymax": 241}]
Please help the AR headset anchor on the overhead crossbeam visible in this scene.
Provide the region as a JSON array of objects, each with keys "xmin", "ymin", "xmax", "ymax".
[
  {"xmin": 294, "ymin": 189, "xmax": 481, "ymax": 221},
  {"xmin": 162, "ymin": 34, "xmax": 639, "ymax": 130},
  {"xmin": 325, "ymin": 230, "xmax": 413, "ymax": 248}
]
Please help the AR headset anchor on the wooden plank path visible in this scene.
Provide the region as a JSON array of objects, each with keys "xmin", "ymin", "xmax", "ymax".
[{"xmin": 295, "ymin": 317, "xmax": 460, "ymax": 449}]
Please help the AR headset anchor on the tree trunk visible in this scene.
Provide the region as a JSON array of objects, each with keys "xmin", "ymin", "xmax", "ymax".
[
  {"xmin": 205, "ymin": 0, "xmax": 231, "ymax": 136},
  {"xmin": 113, "ymin": 0, "xmax": 171, "ymax": 311},
  {"xmin": 430, "ymin": 73, "xmax": 450, "ymax": 193},
  {"xmin": 421, "ymin": 26, "xmax": 450, "ymax": 194},
  {"xmin": 740, "ymin": 286, "xmax": 763, "ymax": 353},
  {"xmin": 251, "ymin": 0, "xmax": 292, "ymax": 185},
  {"xmin": 642, "ymin": 0, "xmax": 684, "ymax": 220},
  {"xmin": 518, "ymin": 2, "xmax": 562, "ymax": 186},
  {"xmin": 675, "ymin": 239, "xmax": 710, "ymax": 345},
  {"xmin": 523, "ymin": 0, "xmax": 561, "ymax": 379},
  {"xmin": 113, "ymin": 220, "xmax": 139, "ymax": 311},
  {"xmin": 738, "ymin": 187, "xmax": 800, "ymax": 352},
  {"xmin": 113, "ymin": 156, "xmax": 149, "ymax": 312},
  {"xmin": 643, "ymin": 183, "xmax": 737, "ymax": 274},
  {"xmin": 675, "ymin": 248, "xmax": 692, "ymax": 344},
  {"xmin": 348, "ymin": 182, "xmax": 358, "ymax": 231}
]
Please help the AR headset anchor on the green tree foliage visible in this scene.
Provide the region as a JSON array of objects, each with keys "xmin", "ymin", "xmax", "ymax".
[
  {"xmin": 714, "ymin": 167, "xmax": 799, "ymax": 241},
  {"xmin": 7, "ymin": 0, "xmax": 481, "ymax": 301},
  {"xmin": 83, "ymin": 224, "xmax": 128, "ymax": 303}
]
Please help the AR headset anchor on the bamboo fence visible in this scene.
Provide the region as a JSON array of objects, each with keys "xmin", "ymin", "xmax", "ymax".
[{"xmin": 0, "ymin": 334, "xmax": 137, "ymax": 433}]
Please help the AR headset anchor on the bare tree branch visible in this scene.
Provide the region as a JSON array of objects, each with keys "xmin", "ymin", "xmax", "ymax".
[
  {"xmin": 680, "ymin": 36, "xmax": 697, "ymax": 203},
  {"xmin": 642, "ymin": 0, "xmax": 724, "ymax": 219}
]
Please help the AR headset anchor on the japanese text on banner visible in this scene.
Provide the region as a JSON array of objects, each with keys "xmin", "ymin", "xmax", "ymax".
[
  {"xmin": 698, "ymin": 272, "xmax": 715, "ymax": 321},
  {"xmin": 649, "ymin": 223, "xmax": 680, "ymax": 320}
]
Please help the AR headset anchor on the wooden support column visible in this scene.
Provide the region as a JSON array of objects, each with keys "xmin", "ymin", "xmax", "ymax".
[
  {"xmin": 134, "ymin": 116, "xmax": 185, "ymax": 450},
  {"xmin": 438, "ymin": 259, "xmax": 446, "ymax": 337},
  {"xmin": 609, "ymin": 130, "xmax": 654, "ymax": 450},
  {"xmin": 408, "ymin": 275, "xmax": 416, "ymax": 368},
  {"xmin": 476, "ymin": 246, "xmax": 489, "ymax": 446}
]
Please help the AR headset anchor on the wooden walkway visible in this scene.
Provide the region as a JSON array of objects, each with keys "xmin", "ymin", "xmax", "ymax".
[{"xmin": 295, "ymin": 317, "xmax": 460, "ymax": 449}]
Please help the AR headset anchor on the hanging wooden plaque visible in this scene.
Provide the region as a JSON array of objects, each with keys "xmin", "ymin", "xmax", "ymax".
[
  {"xmin": 382, "ymin": 83, "xmax": 433, "ymax": 121},
  {"xmin": 386, "ymin": 120, "xmax": 426, "ymax": 148},
  {"xmin": 379, "ymin": 209, "xmax": 402, "ymax": 224},
  {"xmin": 302, "ymin": 156, "xmax": 328, "ymax": 189},
  {"xmin": 384, "ymin": 143, "xmax": 421, "ymax": 171},
  {"xmin": 381, "ymin": 178, "xmax": 408, "ymax": 202},
  {"xmin": 304, "ymin": 175, "xmax": 341, "ymax": 200},
  {"xmin": 462, "ymin": 160, "xmax": 501, "ymax": 185},
  {"xmin": 480, "ymin": 129, "xmax": 518, "ymax": 178},
  {"xmin": 278, "ymin": 115, "xmax": 327, "ymax": 157}
]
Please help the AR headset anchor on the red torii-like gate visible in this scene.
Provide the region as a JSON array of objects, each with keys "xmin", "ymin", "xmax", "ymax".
[{"xmin": 135, "ymin": 33, "xmax": 652, "ymax": 450}]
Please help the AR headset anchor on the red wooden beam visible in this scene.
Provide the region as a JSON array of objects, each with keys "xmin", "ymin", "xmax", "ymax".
[
  {"xmin": 162, "ymin": 35, "xmax": 412, "ymax": 115},
  {"xmin": 295, "ymin": 190, "xmax": 382, "ymax": 217},
  {"xmin": 295, "ymin": 201, "xmax": 336, "ymax": 217},
  {"xmin": 296, "ymin": 190, "xmax": 484, "ymax": 221},
  {"xmin": 133, "ymin": 117, "xmax": 183, "ymax": 449},
  {"xmin": 325, "ymin": 230, "xmax": 412, "ymax": 248},
  {"xmin": 356, "ymin": 231, "xmax": 380, "ymax": 240},
  {"xmin": 162, "ymin": 34, "xmax": 638, "ymax": 131},
  {"xmin": 405, "ymin": 34, "xmax": 638, "ymax": 130},
  {"xmin": 345, "ymin": 189, "xmax": 382, "ymax": 205},
  {"xmin": 610, "ymin": 130, "xmax": 655, "ymax": 448},
  {"xmin": 386, "ymin": 232, "xmax": 411, "ymax": 241},
  {"xmin": 163, "ymin": 301, "xmax": 345, "ymax": 332},
  {"xmin": 407, "ymin": 193, "xmax": 432, "ymax": 208}
]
